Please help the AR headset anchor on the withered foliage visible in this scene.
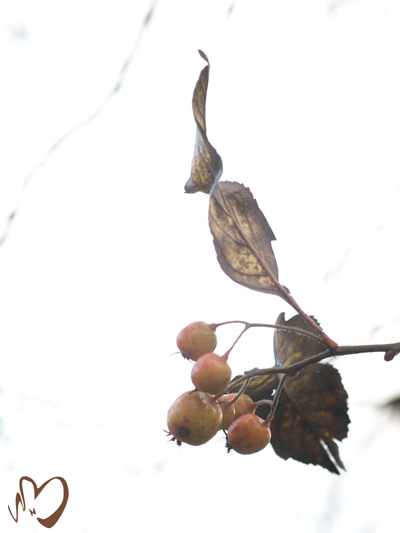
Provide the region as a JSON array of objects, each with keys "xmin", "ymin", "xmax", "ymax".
[
  {"xmin": 185, "ymin": 51, "xmax": 350, "ymax": 473},
  {"xmin": 184, "ymin": 50, "xmax": 223, "ymax": 195},
  {"xmin": 240, "ymin": 314, "xmax": 349, "ymax": 473},
  {"xmin": 269, "ymin": 363, "xmax": 349, "ymax": 474},
  {"xmin": 209, "ymin": 181, "xmax": 285, "ymax": 298}
]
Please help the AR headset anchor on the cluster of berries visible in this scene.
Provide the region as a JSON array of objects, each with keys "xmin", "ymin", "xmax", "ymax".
[{"xmin": 167, "ymin": 321, "xmax": 272, "ymax": 455}]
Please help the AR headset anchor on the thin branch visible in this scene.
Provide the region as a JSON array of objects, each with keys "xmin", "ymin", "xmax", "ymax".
[
  {"xmin": 0, "ymin": 0, "xmax": 159, "ymax": 249},
  {"xmin": 229, "ymin": 340, "xmax": 400, "ymax": 390},
  {"xmin": 334, "ymin": 342, "xmax": 400, "ymax": 357},
  {"xmin": 215, "ymin": 320, "xmax": 328, "ymax": 346},
  {"xmin": 223, "ymin": 379, "xmax": 250, "ymax": 407}
]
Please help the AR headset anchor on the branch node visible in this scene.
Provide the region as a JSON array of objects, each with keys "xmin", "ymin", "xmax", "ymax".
[{"xmin": 384, "ymin": 350, "xmax": 398, "ymax": 362}]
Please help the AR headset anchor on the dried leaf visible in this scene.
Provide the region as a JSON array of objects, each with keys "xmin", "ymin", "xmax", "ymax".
[
  {"xmin": 274, "ymin": 312, "xmax": 327, "ymax": 367},
  {"xmin": 269, "ymin": 364, "xmax": 349, "ymax": 474},
  {"xmin": 246, "ymin": 364, "xmax": 349, "ymax": 474},
  {"xmin": 184, "ymin": 50, "xmax": 223, "ymax": 195},
  {"xmin": 270, "ymin": 313, "xmax": 349, "ymax": 472},
  {"xmin": 209, "ymin": 181, "xmax": 287, "ymax": 298},
  {"xmin": 230, "ymin": 313, "xmax": 349, "ymax": 473},
  {"xmin": 230, "ymin": 313, "xmax": 330, "ymax": 398}
]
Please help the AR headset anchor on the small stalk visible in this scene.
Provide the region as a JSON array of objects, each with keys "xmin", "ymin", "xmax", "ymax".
[
  {"xmin": 214, "ymin": 320, "xmax": 330, "ymax": 351},
  {"xmin": 265, "ymin": 375, "xmax": 288, "ymax": 425},
  {"xmin": 225, "ymin": 379, "xmax": 249, "ymax": 407}
]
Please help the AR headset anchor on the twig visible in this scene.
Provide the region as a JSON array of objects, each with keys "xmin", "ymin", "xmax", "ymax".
[
  {"xmin": 215, "ymin": 320, "xmax": 328, "ymax": 346},
  {"xmin": 229, "ymin": 340, "xmax": 400, "ymax": 389},
  {"xmin": 224, "ymin": 379, "xmax": 250, "ymax": 407}
]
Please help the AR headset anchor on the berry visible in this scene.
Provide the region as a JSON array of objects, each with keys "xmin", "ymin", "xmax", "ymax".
[
  {"xmin": 191, "ymin": 352, "xmax": 232, "ymax": 395},
  {"xmin": 167, "ymin": 391, "xmax": 222, "ymax": 446},
  {"xmin": 224, "ymin": 393, "xmax": 255, "ymax": 419},
  {"xmin": 217, "ymin": 395, "xmax": 236, "ymax": 430},
  {"xmin": 227, "ymin": 413, "xmax": 271, "ymax": 455},
  {"xmin": 176, "ymin": 321, "xmax": 217, "ymax": 361}
]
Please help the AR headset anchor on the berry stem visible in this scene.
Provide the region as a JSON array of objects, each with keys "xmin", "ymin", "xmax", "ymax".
[
  {"xmin": 221, "ymin": 351, "xmax": 230, "ymax": 362},
  {"xmin": 225, "ymin": 379, "xmax": 250, "ymax": 407},
  {"xmin": 214, "ymin": 320, "xmax": 329, "ymax": 351},
  {"xmin": 265, "ymin": 375, "xmax": 288, "ymax": 425},
  {"xmin": 252, "ymin": 399, "xmax": 273, "ymax": 410},
  {"xmin": 223, "ymin": 323, "xmax": 249, "ymax": 357}
]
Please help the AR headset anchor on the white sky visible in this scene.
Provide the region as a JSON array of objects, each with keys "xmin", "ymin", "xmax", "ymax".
[{"xmin": 0, "ymin": 0, "xmax": 400, "ymax": 532}]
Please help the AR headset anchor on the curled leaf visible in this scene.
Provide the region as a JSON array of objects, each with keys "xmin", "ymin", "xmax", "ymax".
[
  {"xmin": 209, "ymin": 181, "xmax": 287, "ymax": 299},
  {"xmin": 184, "ymin": 50, "xmax": 223, "ymax": 195}
]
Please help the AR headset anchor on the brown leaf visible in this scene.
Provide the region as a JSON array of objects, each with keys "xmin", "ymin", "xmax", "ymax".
[
  {"xmin": 274, "ymin": 312, "xmax": 327, "ymax": 367},
  {"xmin": 184, "ymin": 50, "xmax": 223, "ymax": 195},
  {"xmin": 209, "ymin": 181, "xmax": 287, "ymax": 298},
  {"xmin": 230, "ymin": 313, "xmax": 329, "ymax": 400},
  {"xmin": 269, "ymin": 364, "xmax": 349, "ymax": 474},
  {"xmin": 229, "ymin": 313, "xmax": 349, "ymax": 473},
  {"xmin": 231, "ymin": 365, "xmax": 349, "ymax": 473}
]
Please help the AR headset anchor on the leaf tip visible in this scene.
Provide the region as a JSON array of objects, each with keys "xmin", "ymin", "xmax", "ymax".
[{"xmin": 198, "ymin": 49, "xmax": 209, "ymax": 64}]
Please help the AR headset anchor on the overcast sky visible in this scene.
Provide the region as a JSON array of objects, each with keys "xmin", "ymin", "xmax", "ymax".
[{"xmin": 0, "ymin": 1, "xmax": 400, "ymax": 532}]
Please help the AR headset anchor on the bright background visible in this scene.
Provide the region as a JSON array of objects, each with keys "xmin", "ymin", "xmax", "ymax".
[{"xmin": 0, "ymin": 0, "xmax": 399, "ymax": 531}]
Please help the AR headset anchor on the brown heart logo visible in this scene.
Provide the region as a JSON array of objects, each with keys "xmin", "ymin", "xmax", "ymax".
[{"xmin": 8, "ymin": 476, "xmax": 69, "ymax": 528}]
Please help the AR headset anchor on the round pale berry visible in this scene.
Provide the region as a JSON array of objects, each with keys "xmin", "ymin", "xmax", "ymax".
[
  {"xmin": 191, "ymin": 352, "xmax": 232, "ymax": 395},
  {"xmin": 227, "ymin": 413, "xmax": 271, "ymax": 455},
  {"xmin": 176, "ymin": 321, "xmax": 217, "ymax": 361},
  {"xmin": 167, "ymin": 390, "xmax": 222, "ymax": 446},
  {"xmin": 224, "ymin": 393, "xmax": 255, "ymax": 420}
]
